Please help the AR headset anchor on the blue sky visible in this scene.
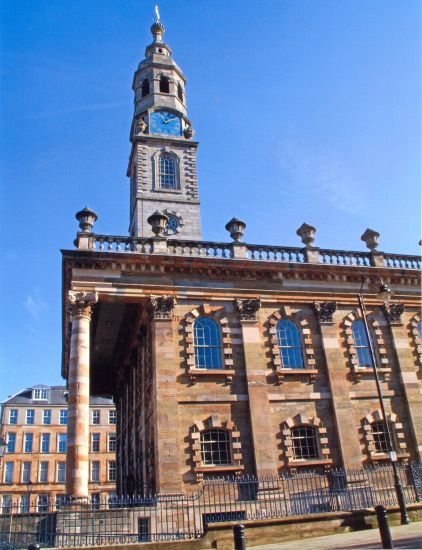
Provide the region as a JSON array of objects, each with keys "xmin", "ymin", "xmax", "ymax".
[{"xmin": 1, "ymin": 0, "xmax": 420, "ymax": 401}]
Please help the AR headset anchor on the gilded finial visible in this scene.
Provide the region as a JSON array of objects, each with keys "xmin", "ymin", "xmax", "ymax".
[{"xmin": 155, "ymin": 5, "xmax": 160, "ymax": 23}]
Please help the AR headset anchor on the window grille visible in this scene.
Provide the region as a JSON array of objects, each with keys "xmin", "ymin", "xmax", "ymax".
[
  {"xmin": 22, "ymin": 462, "xmax": 31, "ymax": 483},
  {"xmin": 200, "ymin": 429, "xmax": 231, "ymax": 465},
  {"xmin": 91, "ymin": 433, "xmax": 100, "ymax": 452},
  {"xmin": 33, "ymin": 388, "xmax": 49, "ymax": 400},
  {"xmin": 193, "ymin": 317, "xmax": 224, "ymax": 369},
  {"xmin": 26, "ymin": 409, "xmax": 35, "ymax": 425},
  {"xmin": 59, "ymin": 410, "xmax": 67, "ymax": 425},
  {"xmin": 91, "ymin": 461, "xmax": 100, "ymax": 482},
  {"xmin": 352, "ymin": 320, "xmax": 373, "ymax": 368},
  {"xmin": 9, "ymin": 409, "xmax": 18, "ymax": 424},
  {"xmin": 92, "ymin": 410, "xmax": 101, "ymax": 425},
  {"xmin": 41, "ymin": 433, "xmax": 50, "ymax": 453},
  {"xmin": 371, "ymin": 422, "xmax": 390, "ymax": 453},
  {"xmin": 24, "ymin": 433, "xmax": 33, "ymax": 453},
  {"xmin": 42, "ymin": 410, "xmax": 51, "ymax": 425},
  {"xmin": 276, "ymin": 319, "xmax": 304, "ymax": 368},
  {"xmin": 108, "ymin": 461, "xmax": 117, "ymax": 481},
  {"xmin": 57, "ymin": 462, "xmax": 66, "ymax": 483},
  {"xmin": 58, "ymin": 434, "xmax": 67, "ymax": 453},
  {"xmin": 291, "ymin": 426, "xmax": 319, "ymax": 460},
  {"xmin": 6, "ymin": 433, "xmax": 16, "ymax": 453},
  {"xmin": 158, "ymin": 154, "xmax": 178, "ymax": 190},
  {"xmin": 39, "ymin": 462, "xmax": 48, "ymax": 483},
  {"xmin": 4, "ymin": 462, "xmax": 14, "ymax": 483},
  {"xmin": 108, "ymin": 433, "xmax": 117, "ymax": 452},
  {"xmin": 109, "ymin": 410, "xmax": 117, "ymax": 424},
  {"xmin": 1, "ymin": 496, "xmax": 12, "ymax": 514}
]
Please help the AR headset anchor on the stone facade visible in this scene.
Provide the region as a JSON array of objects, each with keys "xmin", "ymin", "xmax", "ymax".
[
  {"xmin": 0, "ymin": 385, "xmax": 116, "ymax": 510},
  {"xmin": 60, "ymin": 15, "xmax": 422, "ymax": 499}
]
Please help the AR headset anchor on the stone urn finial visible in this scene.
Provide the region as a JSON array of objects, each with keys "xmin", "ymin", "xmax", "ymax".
[
  {"xmin": 147, "ymin": 210, "xmax": 168, "ymax": 237},
  {"xmin": 225, "ymin": 218, "xmax": 246, "ymax": 242},
  {"xmin": 296, "ymin": 223, "xmax": 316, "ymax": 247},
  {"xmin": 361, "ymin": 228, "xmax": 380, "ymax": 251},
  {"xmin": 75, "ymin": 207, "xmax": 98, "ymax": 233}
]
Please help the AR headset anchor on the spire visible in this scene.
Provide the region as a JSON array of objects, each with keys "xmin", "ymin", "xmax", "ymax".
[{"xmin": 151, "ymin": 5, "xmax": 165, "ymax": 43}]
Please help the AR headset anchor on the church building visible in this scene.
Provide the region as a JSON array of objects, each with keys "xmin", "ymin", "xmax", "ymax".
[{"xmin": 61, "ymin": 14, "xmax": 421, "ymax": 499}]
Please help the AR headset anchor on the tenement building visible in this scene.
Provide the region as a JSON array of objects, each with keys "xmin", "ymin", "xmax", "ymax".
[
  {"xmin": 61, "ymin": 15, "xmax": 421, "ymax": 498},
  {"xmin": 0, "ymin": 385, "xmax": 116, "ymax": 510}
]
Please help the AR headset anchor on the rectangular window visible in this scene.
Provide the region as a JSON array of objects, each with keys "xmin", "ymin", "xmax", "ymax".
[
  {"xmin": 91, "ymin": 433, "xmax": 100, "ymax": 452},
  {"xmin": 92, "ymin": 410, "xmax": 100, "ymax": 425},
  {"xmin": 58, "ymin": 434, "xmax": 67, "ymax": 453},
  {"xmin": 108, "ymin": 410, "xmax": 117, "ymax": 424},
  {"xmin": 91, "ymin": 493, "xmax": 100, "ymax": 510},
  {"xmin": 59, "ymin": 410, "xmax": 67, "ymax": 425},
  {"xmin": 57, "ymin": 462, "xmax": 66, "ymax": 483},
  {"xmin": 1, "ymin": 496, "xmax": 12, "ymax": 514},
  {"xmin": 41, "ymin": 433, "xmax": 50, "ymax": 453},
  {"xmin": 38, "ymin": 495, "xmax": 49, "ymax": 512},
  {"xmin": 4, "ymin": 462, "xmax": 14, "ymax": 483},
  {"xmin": 6, "ymin": 433, "xmax": 16, "ymax": 453},
  {"xmin": 33, "ymin": 389, "xmax": 49, "ymax": 400},
  {"xmin": 20, "ymin": 495, "xmax": 30, "ymax": 513},
  {"xmin": 25, "ymin": 409, "xmax": 35, "ymax": 425},
  {"xmin": 8, "ymin": 409, "xmax": 18, "ymax": 425},
  {"xmin": 22, "ymin": 462, "xmax": 31, "ymax": 483},
  {"xmin": 55, "ymin": 495, "xmax": 66, "ymax": 510},
  {"xmin": 24, "ymin": 433, "xmax": 33, "ymax": 453},
  {"xmin": 42, "ymin": 410, "xmax": 51, "ymax": 425},
  {"xmin": 91, "ymin": 461, "xmax": 100, "ymax": 482},
  {"xmin": 108, "ymin": 461, "xmax": 116, "ymax": 482},
  {"xmin": 39, "ymin": 462, "xmax": 48, "ymax": 483},
  {"xmin": 108, "ymin": 433, "xmax": 117, "ymax": 453}
]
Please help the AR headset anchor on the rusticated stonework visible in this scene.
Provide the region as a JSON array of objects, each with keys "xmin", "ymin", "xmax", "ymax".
[{"xmin": 362, "ymin": 411, "xmax": 408, "ymax": 461}]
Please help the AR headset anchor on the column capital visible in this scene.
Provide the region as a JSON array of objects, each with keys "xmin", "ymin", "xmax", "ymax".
[
  {"xmin": 384, "ymin": 302, "xmax": 404, "ymax": 325},
  {"xmin": 148, "ymin": 295, "xmax": 176, "ymax": 320},
  {"xmin": 235, "ymin": 298, "xmax": 261, "ymax": 322},
  {"xmin": 314, "ymin": 301, "xmax": 337, "ymax": 324},
  {"xmin": 67, "ymin": 291, "xmax": 98, "ymax": 319}
]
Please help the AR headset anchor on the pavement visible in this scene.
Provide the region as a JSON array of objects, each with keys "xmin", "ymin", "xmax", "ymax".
[{"xmin": 248, "ymin": 522, "xmax": 422, "ymax": 549}]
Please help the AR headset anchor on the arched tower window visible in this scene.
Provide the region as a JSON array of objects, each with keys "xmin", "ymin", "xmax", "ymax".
[
  {"xmin": 352, "ymin": 320, "xmax": 372, "ymax": 368},
  {"xmin": 276, "ymin": 319, "xmax": 304, "ymax": 369},
  {"xmin": 141, "ymin": 79, "xmax": 150, "ymax": 97},
  {"xmin": 177, "ymin": 82, "xmax": 183, "ymax": 102},
  {"xmin": 158, "ymin": 154, "xmax": 178, "ymax": 190},
  {"xmin": 193, "ymin": 317, "xmax": 223, "ymax": 369},
  {"xmin": 290, "ymin": 425, "xmax": 319, "ymax": 460},
  {"xmin": 200, "ymin": 429, "xmax": 231, "ymax": 465},
  {"xmin": 159, "ymin": 75, "xmax": 170, "ymax": 93}
]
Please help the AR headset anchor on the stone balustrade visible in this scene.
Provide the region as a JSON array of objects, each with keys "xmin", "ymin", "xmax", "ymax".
[{"xmin": 75, "ymin": 233, "xmax": 421, "ymax": 270}]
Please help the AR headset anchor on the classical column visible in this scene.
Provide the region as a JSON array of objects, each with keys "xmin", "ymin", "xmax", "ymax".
[
  {"xmin": 149, "ymin": 296, "xmax": 182, "ymax": 493},
  {"xmin": 314, "ymin": 301, "xmax": 363, "ymax": 468},
  {"xmin": 65, "ymin": 291, "xmax": 98, "ymax": 498},
  {"xmin": 386, "ymin": 304, "xmax": 422, "ymax": 459},
  {"xmin": 235, "ymin": 299, "xmax": 278, "ymax": 478}
]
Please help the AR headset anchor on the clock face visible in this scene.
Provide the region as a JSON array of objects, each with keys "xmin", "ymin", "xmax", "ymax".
[{"xmin": 150, "ymin": 111, "xmax": 182, "ymax": 136}]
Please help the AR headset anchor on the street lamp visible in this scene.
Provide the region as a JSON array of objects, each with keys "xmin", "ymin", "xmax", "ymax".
[{"xmin": 357, "ymin": 276, "xmax": 409, "ymax": 525}]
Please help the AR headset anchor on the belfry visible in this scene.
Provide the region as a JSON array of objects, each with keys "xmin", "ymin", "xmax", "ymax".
[{"xmin": 61, "ymin": 10, "xmax": 421, "ymax": 503}]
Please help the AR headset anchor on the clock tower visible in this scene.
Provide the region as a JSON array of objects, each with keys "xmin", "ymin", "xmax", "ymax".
[{"xmin": 127, "ymin": 12, "xmax": 202, "ymax": 239}]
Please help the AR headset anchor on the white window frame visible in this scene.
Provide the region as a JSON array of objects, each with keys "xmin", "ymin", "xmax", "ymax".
[
  {"xmin": 59, "ymin": 410, "xmax": 67, "ymax": 425},
  {"xmin": 21, "ymin": 462, "xmax": 31, "ymax": 483},
  {"xmin": 4, "ymin": 462, "xmax": 14, "ymax": 483},
  {"xmin": 38, "ymin": 461, "xmax": 48, "ymax": 483},
  {"xmin": 33, "ymin": 389, "xmax": 49, "ymax": 400},
  {"xmin": 24, "ymin": 433, "xmax": 33, "ymax": 453},
  {"xmin": 91, "ymin": 461, "xmax": 100, "ymax": 482},
  {"xmin": 8, "ymin": 409, "xmax": 18, "ymax": 425},
  {"xmin": 91, "ymin": 433, "xmax": 100, "ymax": 452},
  {"xmin": 108, "ymin": 461, "xmax": 117, "ymax": 482},
  {"xmin": 41, "ymin": 433, "xmax": 50, "ymax": 453},
  {"xmin": 107, "ymin": 433, "xmax": 116, "ymax": 452},
  {"xmin": 108, "ymin": 410, "xmax": 117, "ymax": 425},
  {"xmin": 56, "ymin": 462, "xmax": 66, "ymax": 483},
  {"xmin": 92, "ymin": 410, "xmax": 101, "ymax": 425},
  {"xmin": 25, "ymin": 409, "xmax": 35, "ymax": 425},
  {"xmin": 42, "ymin": 410, "xmax": 51, "ymax": 425},
  {"xmin": 57, "ymin": 433, "xmax": 67, "ymax": 453},
  {"xmin": 6, "ymin": 432, "xmax": 16, "ymax": 453}
]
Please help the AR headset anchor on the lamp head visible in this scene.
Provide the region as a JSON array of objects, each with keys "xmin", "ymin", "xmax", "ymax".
[{"xmin": 377, "ymin": 282, "xmax": 393, "ymax": 304}]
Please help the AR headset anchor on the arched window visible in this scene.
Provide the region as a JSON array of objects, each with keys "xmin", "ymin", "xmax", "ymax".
[
  {"xmin": 352, "ymin": 320, "xmax": 372, "ymax": 368},
  {"xmin": 177, "ymin": 82, "xmax": 183, "ymax": 102},
  {"xmin": 159, "ymin": 75, "xmax": 170, "ymax": 93},
  {"xmin": 417, "ymin": 320, "xmax": 422, "ymax": 339},
  {"xmin": 276, "ymin": 319, "xmax": 304, "ymax": 369},
  {"xmin": 193, "ymin": 317, "xmax": 223, "ymax": 369},
  {"xmin": 158, "ymin": 154, "xmax": 178, "ymax": 190},
  {"xmin": 291, "ymin": 426, "xmax": 319, "ymax": 460},
  {"xmin": 141, "ymin": 79, "xmax": 150, "ymax": 97},
  {"xmin": 200, "ymin": 429, "xmax": 231, "ymax": 465}
]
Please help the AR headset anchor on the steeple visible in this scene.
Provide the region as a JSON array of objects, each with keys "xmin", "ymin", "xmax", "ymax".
[{"xmin": 127, "ymin": 8, "xmax": 201, "ymax": 239}]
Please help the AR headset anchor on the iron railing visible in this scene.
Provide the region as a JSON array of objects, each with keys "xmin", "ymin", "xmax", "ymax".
[{"xmin": 1, "ymin": 462, "xmax": 421, "ymax": 548}]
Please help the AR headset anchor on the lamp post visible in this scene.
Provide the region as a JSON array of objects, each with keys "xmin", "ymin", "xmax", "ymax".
[{"xmin": 357, "ymin": 277, "xmax": 409, "ymax": 525}]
